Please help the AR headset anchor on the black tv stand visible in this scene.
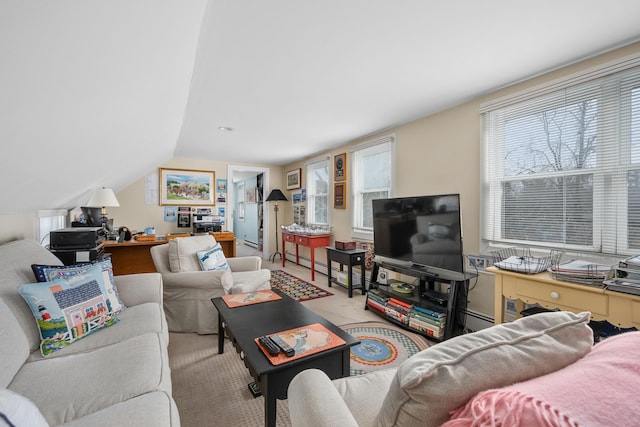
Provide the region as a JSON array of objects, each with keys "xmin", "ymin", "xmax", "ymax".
[{"xmin": 366, "ymin": 260, "xmax": 477, "ymax": 341}]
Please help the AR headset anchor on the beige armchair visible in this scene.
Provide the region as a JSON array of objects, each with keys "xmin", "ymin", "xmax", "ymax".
[{"xmin": 150, "ymin": 234, "xmax": 271, "ymax": 334}]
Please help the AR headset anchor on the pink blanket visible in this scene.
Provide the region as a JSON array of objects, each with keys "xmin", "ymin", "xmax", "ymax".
[{"xmin": 444, "ymin": 331, "xmax": 640, "ymax": 427}]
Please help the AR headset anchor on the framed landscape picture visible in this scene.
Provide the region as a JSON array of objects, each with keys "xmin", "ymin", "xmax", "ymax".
[
  {"xmin": 287, "ymin": 168, "xmax": 302, "ymax": 190},
  {"xmin": 160, "ymin": 168, "xmax": 215, "ymax": 206}
]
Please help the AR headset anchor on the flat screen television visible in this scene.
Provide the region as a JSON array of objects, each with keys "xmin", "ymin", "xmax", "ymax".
[
  {"xmin": 80, "ymin": 207, "xmax": 103, "ymax": 227},
  {"xmin": 372, "ymin": 194, "xmax": 465, "ymax": 278}
]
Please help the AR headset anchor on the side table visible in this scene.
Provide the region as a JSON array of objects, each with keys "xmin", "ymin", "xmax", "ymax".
[
  {"xmin": 326, "ymin": 247, "xmax": 366, "ymax": 298},
  {"xmin": 281, "ymin": 231, "xmax": 331, "ymax": 281}
]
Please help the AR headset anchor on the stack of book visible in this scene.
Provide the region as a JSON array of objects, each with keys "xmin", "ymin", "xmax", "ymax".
[
  {"xmin": 366, "ymin": 289, "xmax": 447, "ymax": 338},
  {"xmin": 384, "ymin": 298, "xmax": 413, "ymax": 325},
  {"xmin": 408, "ymin": 306, "xmax": 446, "ymax": 339},
  {"xmin": 366, "ymin": 289, "xmax": 389, "ymax": 314}
]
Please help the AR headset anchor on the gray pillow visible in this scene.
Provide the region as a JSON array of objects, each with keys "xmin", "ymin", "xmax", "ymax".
[{"xmin": 375, "ymin": 311, "xmax": 593, "ymax": 427}]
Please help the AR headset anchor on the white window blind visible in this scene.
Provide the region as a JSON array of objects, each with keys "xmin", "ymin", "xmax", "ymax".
[
  {"xmin": 37, "ymin": 209, "xmax": 68, "ymax": 246},
  {"xmin": 481, "ymin": 58, "xmax": 640, "ymax": 256},
  {"xmin": 306, "ymin": 157, "xmax": 329, "ymax": 226},
  {"xmin": 351, "ymin": 135, "xmax": 395, "ymax": 239}
]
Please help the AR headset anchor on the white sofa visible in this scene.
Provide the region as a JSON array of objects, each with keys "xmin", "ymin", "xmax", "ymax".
[
  {"xmin": 0, "ymin": 239, "xmax": 179, "ymax": 426},
  {"xmin": 288, "ymin": 311, "xmax": 640, "ymax": 427}
]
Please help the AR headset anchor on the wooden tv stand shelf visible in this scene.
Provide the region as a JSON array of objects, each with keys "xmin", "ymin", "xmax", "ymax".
[
  {"xmin": 489, "ymin": 266, "xmax": 640, "ymax": 328},
  {"xmin": 367, "ymin": 261, "xmax": 477, "ymax": 341}
]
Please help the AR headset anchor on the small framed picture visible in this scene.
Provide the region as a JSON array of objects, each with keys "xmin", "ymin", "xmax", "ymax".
[
  {"xmin": 334, "ymin": 182, "xmax": 346, "ymax": 209},
  {"xmin": 334, "ymin": 153, "xmax": 346, "ymax": 182},
  {"xmin": 246, "ymin": 187, "xmax": 257, "ymax": 204},
  {"xmin": 287, "ymin": 168, "xmax": 302, "ymax": 190}
]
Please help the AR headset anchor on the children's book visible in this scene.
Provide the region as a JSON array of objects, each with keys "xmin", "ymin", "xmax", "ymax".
[{"xmin": 255, "ymin": 323, "xmax": 346, "ymax": 365}]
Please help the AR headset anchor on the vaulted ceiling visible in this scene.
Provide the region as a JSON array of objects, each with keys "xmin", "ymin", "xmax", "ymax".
[{"xmin": 2, "ymin": 1, "xmax": 640, "ymax": 214}]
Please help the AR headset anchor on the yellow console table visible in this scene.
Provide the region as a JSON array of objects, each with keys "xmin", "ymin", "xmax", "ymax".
[{"xmin": 489, "ymin": 266, "xmax": 640, "ymax": 328}]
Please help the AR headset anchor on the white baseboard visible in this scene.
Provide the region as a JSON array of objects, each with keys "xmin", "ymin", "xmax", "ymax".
[
  {"xmin": 283, "ymin": 250, "xmax": 371, "ymax": 288},
  {"xmin": 462, "ymin": 309, "xmax": 494, "ymax": 332}
]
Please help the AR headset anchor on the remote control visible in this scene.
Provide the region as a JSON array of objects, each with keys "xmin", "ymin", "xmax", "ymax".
[
  {"xmin": 258, "ymin": 336, "xmax": 280, "ymax": 355},
  {"xmin": 269, "ymin": 334, "xmax": 295, "ymax": 357}
]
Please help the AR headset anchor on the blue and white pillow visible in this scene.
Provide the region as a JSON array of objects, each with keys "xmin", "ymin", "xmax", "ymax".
[
  {"xmin": 31, "ymin": 257, "xmax": 125, "ymax": 314},
  {"xmin": 18, "ymin": 263, "xmax": 120, "ymax": 356},
  {"xmin": 196, "ymin": 243, "xmax": 230, "ymax": 271}
]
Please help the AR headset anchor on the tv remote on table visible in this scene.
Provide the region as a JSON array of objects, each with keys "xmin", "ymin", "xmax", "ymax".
[
  {"xmin": 258, "ymin": 336, "xmax": 280, "ymax": 355},
  {"xmin": 269, "ymin": 335, "xmax": 295, "ymax": 357}
]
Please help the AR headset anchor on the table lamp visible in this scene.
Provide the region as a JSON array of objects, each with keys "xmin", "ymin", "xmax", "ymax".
[
  {"xmin": 87, "ymin": 187, "xmax": 120, "ymax": 231},
  {"xmin": 265, "ymin": 189, "xmax": 288, "ymax": 262}
]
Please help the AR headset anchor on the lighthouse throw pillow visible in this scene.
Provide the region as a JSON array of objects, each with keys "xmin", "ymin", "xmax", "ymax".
[
  {"xmin": 17, "ymin": 263, "xmax": 120, "ymax": 356},
  {"xmin": 30, "ymin": 256, "xmax": 125, "ymax": 314}
]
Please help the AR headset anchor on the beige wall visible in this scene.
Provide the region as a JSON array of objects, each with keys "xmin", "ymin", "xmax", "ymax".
[
  {"xmin": 0, "ymin": 213, "xmax": 36, "ymax": 244},
  {"xmin": 111, "ymin": 157, "xmax": 284, "ymax": 243},
  {"xmin": 2, "ymin": 42, "xmax": 639, "ymax": 319},
  {"xmin": 279, "ymin": 42, "xmax": 640, "ymax": 317}
]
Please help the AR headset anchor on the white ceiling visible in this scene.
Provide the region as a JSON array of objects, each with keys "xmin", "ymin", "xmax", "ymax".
[{"xmin": 2, "ymin": 1, "xmax": 640, "ymax": 214}]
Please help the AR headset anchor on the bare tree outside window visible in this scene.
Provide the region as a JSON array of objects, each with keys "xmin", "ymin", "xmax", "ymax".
[
  {"xmin": 502, "ymin": 99, "xmax": 598, "ymax": 246},
  {"xmin": 484, "ymin": 66, "xmax": 640, "ymax": 255}
]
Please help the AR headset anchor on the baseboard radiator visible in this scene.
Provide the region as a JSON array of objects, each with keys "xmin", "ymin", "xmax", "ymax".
[{"xmin": 462, "ymin": 309, "xmax": 494, "ymax": 332}]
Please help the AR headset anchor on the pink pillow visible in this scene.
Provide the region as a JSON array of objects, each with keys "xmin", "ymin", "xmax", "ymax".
[{"xmin": 444, "ymin": 331, "xmax": 640, "ymax": 427}]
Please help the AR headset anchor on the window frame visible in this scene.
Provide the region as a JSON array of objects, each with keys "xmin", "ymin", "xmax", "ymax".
[
  {"xmin": 305, "ymin": 156, "xmax": 330, "ymax": 227},
  {"xmin": 481, "ymin": 54, "xmax": 640, "ymax": 256},
  {"xmin": 351, "ymin": 134, "xmax": 395, "ymax": 241},
  {"xmin": 37, "ymin": 209, "xmax": 68, "ymax": 247}
]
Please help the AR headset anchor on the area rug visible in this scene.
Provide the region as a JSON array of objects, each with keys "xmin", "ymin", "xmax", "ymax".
[
  {"xmin": 341, "ymin": 321, "xmax": 430, "ymax": 376},
  {"xmin": 270, "ymin": 270, "xmax": 333, "ymax": 301}
]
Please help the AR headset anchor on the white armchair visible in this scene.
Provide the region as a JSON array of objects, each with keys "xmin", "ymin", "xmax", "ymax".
[{"xmin": 150, "ymin": 235, "xmax": 271, "ymax": 334}]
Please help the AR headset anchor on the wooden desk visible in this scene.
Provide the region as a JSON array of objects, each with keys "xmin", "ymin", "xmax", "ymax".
[
  {"xmin": 103, "ymin": 240, "xmax": 165, "ymax": 275},
  {"xmin": 490, "ymin": 266, "xmax": 640, "ymax": 328},
  {"xmin": 281, "ymin": 231, "xmax": 331, "ymax": 281},
  {"xmin": 104, "ymin": 232, "xmax": 236, "ymax": 275}
]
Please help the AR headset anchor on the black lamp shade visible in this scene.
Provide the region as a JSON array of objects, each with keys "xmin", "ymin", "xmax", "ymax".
[{"xmin": 266, "ymin": 189, "xmax": 288, "ymax": 202}]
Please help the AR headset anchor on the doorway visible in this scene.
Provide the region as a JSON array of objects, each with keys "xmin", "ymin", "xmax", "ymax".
[{"xmin": 227, "ymin": 165, "xmax": 270, "ymax": 259}]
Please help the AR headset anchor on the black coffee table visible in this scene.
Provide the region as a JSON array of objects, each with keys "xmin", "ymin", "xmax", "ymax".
[{"xmin": 211, "ymin": 289, "xmax": 359, "ymax": 427}]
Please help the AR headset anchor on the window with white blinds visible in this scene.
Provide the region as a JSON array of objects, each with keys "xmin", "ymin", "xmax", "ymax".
[
  {"xmin": 351, "ymin": 135, "xmax": 395, "ymax": 239},
  {"xmin": 37, "ymin": 209, "xmax": 68, "ymax": 247},
  {"xmin": 306, "ymin": 157, "xmax": 329, "ymax": 226},
  {"xmin": 481, "ymin": 57, "xmax": 640, "ymax": 256}
]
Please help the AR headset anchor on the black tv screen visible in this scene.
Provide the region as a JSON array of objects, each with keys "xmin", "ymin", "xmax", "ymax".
[
  {"xmin": 372, "ymin": 194, "xmax": 464, "ymax": 275},
  {"xmin": 81, "ymin": 207, "xmax": 103, "ymax": 226}
]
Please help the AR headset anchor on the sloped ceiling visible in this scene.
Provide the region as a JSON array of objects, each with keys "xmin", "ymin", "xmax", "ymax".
[
  {"xmin": 2, "ymin": 1, "xmax": 640, "ymax": 215},
  {"xmin": 0, "ymin": 1, "xmax": 207, "ymax": 214}
]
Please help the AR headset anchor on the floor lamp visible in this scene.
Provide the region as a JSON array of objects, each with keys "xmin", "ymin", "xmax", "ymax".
[{"xmin": 265, "ymin": 189, "xmax": 288, "ymax": 262}]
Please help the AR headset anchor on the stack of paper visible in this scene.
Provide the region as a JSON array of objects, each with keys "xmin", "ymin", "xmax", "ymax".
[
  {"xmin": 494, "ymin": 255, "xmax": 550, "ymax": 274},
  {"xmin": 549, "ymin": 260, "xmax": 612, "ymax": 286}
]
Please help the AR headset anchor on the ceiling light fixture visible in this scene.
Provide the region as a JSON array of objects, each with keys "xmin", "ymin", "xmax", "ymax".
[{"xmin": 218, "ymin": 126, "xmax": 234, "ymax": 132}]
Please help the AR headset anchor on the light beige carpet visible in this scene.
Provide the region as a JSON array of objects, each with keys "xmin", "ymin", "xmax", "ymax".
[
  {"xmin": 168, "ymin": 260, "xmax": 437, "ymax": 427},
  {"xmin": 168, "ymin": 332, "xmax": 292, "ymax": 427}
]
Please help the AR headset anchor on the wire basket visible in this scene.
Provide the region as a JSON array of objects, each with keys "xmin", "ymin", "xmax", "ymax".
[
  {"xmin": 491, "ymin": 247, "xmax": 563, "ymax": 274},
  {"xmin": 549, "ymin": 259, "xmax": 613, "ymax": 287}
]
